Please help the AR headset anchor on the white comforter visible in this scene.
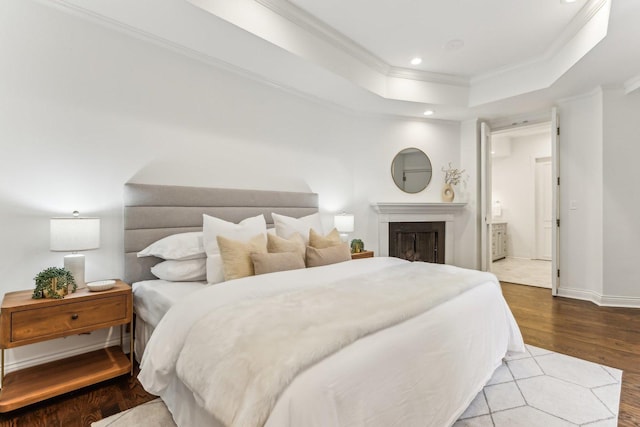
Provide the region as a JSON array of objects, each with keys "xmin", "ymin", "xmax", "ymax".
[{"xmin": 139, "ymin": 257, "xmax": 524, "ymax": 427}]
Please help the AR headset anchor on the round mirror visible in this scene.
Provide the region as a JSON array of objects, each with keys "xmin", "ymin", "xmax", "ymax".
[{"xmin": 391, "ymin": 148, "xmax": 432, "ymax": 193}]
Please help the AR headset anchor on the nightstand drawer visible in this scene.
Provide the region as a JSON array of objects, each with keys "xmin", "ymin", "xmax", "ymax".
[{"xmin": 11, "ymin": 295, "xmax": 127, "ymax": 342}]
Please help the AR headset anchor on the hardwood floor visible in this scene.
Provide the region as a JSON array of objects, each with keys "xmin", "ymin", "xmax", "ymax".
[
  {"xmin": 0, "ymin": 282, "xmax": 638, "ymax": 426},
  {"xmin": 0, "ymin": 363, "xmax": 155, "ymax": 427},
  {"xmin": 501, "ymin": 282, "xmax": 640, "ymax": 427}
]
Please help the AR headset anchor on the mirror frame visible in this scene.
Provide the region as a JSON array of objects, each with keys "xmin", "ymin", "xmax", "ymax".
[{"xmin": 390, "ymin": 147, "xmax": 433, "ymax": 193}]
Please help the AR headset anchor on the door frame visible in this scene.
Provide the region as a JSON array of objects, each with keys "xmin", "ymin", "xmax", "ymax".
[
  {"xmin": 480, "ymin": 108, "xmax": 560, "ymax": 296},
  {"xmin": 551, "ymin": 107, "xmax": 560, "ymax": 296},
  {"xmin": 480, "ymin": 122, "xmax": 492, "ymax": 272}
]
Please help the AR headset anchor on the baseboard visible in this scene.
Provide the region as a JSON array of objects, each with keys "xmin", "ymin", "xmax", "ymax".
[
  {"xmin": 3, "ymin": 330, "xmax": 131, "ymax": 375},
  {"xmin": 557, "ymin": 287, "xmax": 640, "ymax": 308},
  {"xmin": 598, "ymin": 294, "xmax": 640, "ymax": 308}
]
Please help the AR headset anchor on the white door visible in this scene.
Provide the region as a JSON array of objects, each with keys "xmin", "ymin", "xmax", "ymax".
[
  {"xmin": 551, "ymin": 108, "xmax": 560, "ymax": 296},
  {"xmin": 535, "ymin": 157, "xmax": 552, "ymax": 260},
  {"xmin": 480, "ymin": 122, "xmax": 492, "ymax": 272}
]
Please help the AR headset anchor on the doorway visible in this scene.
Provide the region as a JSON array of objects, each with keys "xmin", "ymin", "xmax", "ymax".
[{"xmin": 489, "ymin": 123, "xmax": 553, "ymax": 289}]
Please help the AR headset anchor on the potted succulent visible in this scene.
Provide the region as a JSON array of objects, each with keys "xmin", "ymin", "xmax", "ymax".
[
  {"xmin": 32, "ymin": 267, "xmax": 77, "ymax": 299},
  {"xmin": 350, "ymin": 239, "xmax": 365, "ymax": 253}
]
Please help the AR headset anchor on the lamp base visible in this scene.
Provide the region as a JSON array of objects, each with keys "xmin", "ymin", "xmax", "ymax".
[{"xmin": 64, "ymin": 254, "xmax": 86, "ymax": 288}]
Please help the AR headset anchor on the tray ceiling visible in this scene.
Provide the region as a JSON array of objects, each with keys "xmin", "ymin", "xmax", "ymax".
[{"xmin": 39, "ymin": 0, "xmax": 640, "ymax": 122}]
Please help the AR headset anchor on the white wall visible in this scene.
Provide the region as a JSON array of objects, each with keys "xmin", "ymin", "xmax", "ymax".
[
  {"xmin": 0, "ymin": 1, "xmax": 466, "ymax": 369},
  {"xmin": 350, "ymin": 116, "xmax": 463, "ymax": 261},
  {"xmin": 602, "ymin": 88, "xmax": 640, "ymax": 303},
  {"xmin": 492, "ymin": 133, "xmax": 551, "ymax": 259},
  {"xmin": 457, "ymin": 119, "xmax": 480, "ymax": 269}
]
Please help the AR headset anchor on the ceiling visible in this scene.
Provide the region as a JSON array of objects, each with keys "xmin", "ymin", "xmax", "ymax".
[
  {"xmin": 287, "ymin": 0, "xmax": 589, "ymax": 77},
  {"xmin": 45, "ymin": 0, "xmax": 640, "ymax": 123}
]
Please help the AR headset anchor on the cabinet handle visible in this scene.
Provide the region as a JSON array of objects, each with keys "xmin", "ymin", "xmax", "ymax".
[{"xmin": 71, "ymin": 313, "xmax": 79, "ymax": 320}]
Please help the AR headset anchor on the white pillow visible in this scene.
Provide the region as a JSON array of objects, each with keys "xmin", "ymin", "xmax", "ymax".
[
  {"xmin": 150, "ymin": 259, "xmax": 206, "ymax": 282},
  {"xmin": 137, "ymin": 232, "xmax": 205, "ymax": 261},
  {"xmin": 272, "ymin": 212, "xmax": 323, "ymax": 244},
  {"xmin": 203, "ymin": 214, "xmax": 267, "ymax": 283}
]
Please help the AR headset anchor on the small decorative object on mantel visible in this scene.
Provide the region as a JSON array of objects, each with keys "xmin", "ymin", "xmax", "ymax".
[
  {"xmin": 441, "ymin": 162, "xmax": 466, "ymax": 202},
  {"xmin": 32, "ymin": 267, "xmax": 77, "ymax": 299},
  {"xmin": 350, "ymin": 239, "xmax": 364, "ymax": 253}
]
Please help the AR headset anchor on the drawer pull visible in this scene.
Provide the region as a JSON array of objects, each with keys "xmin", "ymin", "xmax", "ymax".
[{"xmin": 71, "ymin": 314, "xmax": 79, "ymax": 320}]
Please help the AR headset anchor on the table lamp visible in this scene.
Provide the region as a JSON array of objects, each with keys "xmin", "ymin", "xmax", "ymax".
[
  {"xmin": 50, "ymin": 211, "xmax": 100, "ymax": 288},
  {"xmin": 334, "ymin": 213, "xmax": 355, "ymax": 242}
]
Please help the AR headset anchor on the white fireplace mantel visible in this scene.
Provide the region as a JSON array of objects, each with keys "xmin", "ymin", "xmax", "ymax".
[
  {"xmin": 371, "ymin": 202, "xmax": 467, "ymax": 263},
  {"xmin": 371, "ymin": 202, "xmax": 467, "ymax": 215}
]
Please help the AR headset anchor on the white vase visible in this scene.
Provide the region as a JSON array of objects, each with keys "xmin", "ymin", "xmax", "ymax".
[{"xmin": 442, "ymin": 183, "xmax": 455, "ymax": 202}]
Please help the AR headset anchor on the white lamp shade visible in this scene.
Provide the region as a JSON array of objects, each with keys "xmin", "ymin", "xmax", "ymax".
[
  {"xmin": 50, "ymin": 217, "xmax": 100, "ymax": 252},
  {"xmin": 334, "ymin": 214, "xmax": 355, "ymax": 233}
]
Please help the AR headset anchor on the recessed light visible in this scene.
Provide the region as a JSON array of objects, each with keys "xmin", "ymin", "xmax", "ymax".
[
  {"xmin": 423, "ymin": 110, "xmax": 435, "ymax": 116},
  {"xmin": 410, "ymin": 57, "xmax": 422, "ymax": 66},
  {"xmin": 561, "ymin": 0, "xmax": 577, "ymax": 3}
]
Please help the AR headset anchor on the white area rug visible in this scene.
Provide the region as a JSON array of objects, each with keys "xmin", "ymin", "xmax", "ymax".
[
  {"xmin": 454, "ymin": 345, "xmax": 621, "ymax": 426},
  {"xmin": 93, "ymin": 345, "xmax": 621, "ymax": 427}
]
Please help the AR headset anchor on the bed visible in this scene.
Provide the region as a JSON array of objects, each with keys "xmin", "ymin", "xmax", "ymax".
[{"xmin": 124, "ymin": 183, "xmax": 524, "ymax": 427}]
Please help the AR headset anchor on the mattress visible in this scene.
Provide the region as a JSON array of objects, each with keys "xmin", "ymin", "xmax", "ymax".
[
  {"xmin": 132, "ymin": 279, "xmax": 206, "ymax": 329},
  {"xmin": 132, "ymin": 279, "xmax": 206, "ymax": 360}
]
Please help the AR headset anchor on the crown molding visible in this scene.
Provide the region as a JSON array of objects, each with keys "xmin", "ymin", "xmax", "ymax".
[
  {"xmin": 471, "ymin": 0, "xmax": 610, "ymax": 85},
  {"xmin": 387, "ymin": 67, "xmax": 469, "ymax": 87},
  {"xmin": 254, "ymin": 0, "xmax": 390, "ymax": 75},
  {"xmin": 256, "ymin": 0, "xmax": 469, "ymax": 88},
  {"xmin": 35, "ymin": 0, "xmax": 377, "ymax": 117}
]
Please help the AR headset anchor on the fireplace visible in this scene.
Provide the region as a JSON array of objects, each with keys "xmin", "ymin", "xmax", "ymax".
[
  {"xmin": 372, "ymin": 202, "xmax": 467, "ymax": 264},
  {"xmin": 389, "ymin": 222, "xmax": 445, "ymax": 263}
]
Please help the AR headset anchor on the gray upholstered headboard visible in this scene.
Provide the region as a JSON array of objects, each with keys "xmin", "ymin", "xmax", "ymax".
[{"xmin": 124, "ymin": 183, "xmax": 319, "ymax": 284}]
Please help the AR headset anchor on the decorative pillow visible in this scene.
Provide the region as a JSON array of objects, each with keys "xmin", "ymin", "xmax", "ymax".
[
  {"xmin": 217, "ymin": 234, "xmax": 267, "ymax": 281},
  {"xmin": 150, "ymin": 259, "xmax": 206, "ymax": 282},
  {"xmin": 251, "ymin": 252, "xmax": 305, "ymax": 276},
  {"xmin": 203, "ymin": 214, "xmax": 267, "ymax": 283},
  {"xmin": 137, "ymin": 232, "xmax": 205, "ymax": 261},
  {"xmin": 267, "ymin": 232, "xmax": 306, "ymax": 260},
  {"xmin": 272, "ymin": 212, "xmax": 323, "ymax": 244},
  {"xmin": 308, "ymin": 228, "xmax": 342, "ymax": 249},
  {"xmin": 305, "ymin": 242, "xmax": 352, "ymax": 268}
]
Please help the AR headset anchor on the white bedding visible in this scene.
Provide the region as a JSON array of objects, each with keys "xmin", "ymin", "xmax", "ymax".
[
  {"xmin": 139, "ymin": 258, "xmax": 524, "ymax": 427},
  {"xmin": 132, "ymin": 279, "xmax": 206, "ymax": 360},
  {"xmin": 133, "ymin": 279, "xmax": 206, "ymax": 329}
]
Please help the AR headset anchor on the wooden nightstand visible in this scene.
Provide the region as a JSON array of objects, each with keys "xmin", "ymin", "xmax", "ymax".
[
  {"xmin": 351, "ymin": 250, "xmax": 374, "ymax": 259},
  {"xmin": 0, "ymin": 280, "xmax": 133, "ymax": 412}
]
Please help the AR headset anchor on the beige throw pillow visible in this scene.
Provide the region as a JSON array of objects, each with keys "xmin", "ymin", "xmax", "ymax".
[
  {"xmin": 251, "ymin": 252, "xmax": 306, "ymax": 275},
  {"xmin": 203, "ymin": 214, "xmax": 267, "ymax": 284},
  {"xmin": 305, "ymin": 242, "xmax": 352, "ymax": 268},
  {"xmin": 308, "ymin": 228, "xmax": 342, "ymax": 249},
  {"xmin": 216, "ymin": 234, "xmax": 267, "ymax": 281},
  {"xmin": 267, "ymin": 232, "xmax": 306, "ymax": 260}
]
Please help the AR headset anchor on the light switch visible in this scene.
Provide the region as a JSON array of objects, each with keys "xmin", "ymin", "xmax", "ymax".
[{"xmin": 569, "ymin": 200, "xmax": 578, "ymax": 210}]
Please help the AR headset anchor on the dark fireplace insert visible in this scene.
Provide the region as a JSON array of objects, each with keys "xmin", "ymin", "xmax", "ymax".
[{"xmin": 389, "ymin": 221, "xmax": 445, "ymax": 263}]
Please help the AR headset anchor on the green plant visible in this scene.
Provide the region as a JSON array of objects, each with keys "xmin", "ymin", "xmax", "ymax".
[
  {"xmin": 32, "ymin": 267, "xmax": 77, "ymax": 299},
  {"xmin": 350, "ymin": 239, "xmax": 364, "ymax": 253}
]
